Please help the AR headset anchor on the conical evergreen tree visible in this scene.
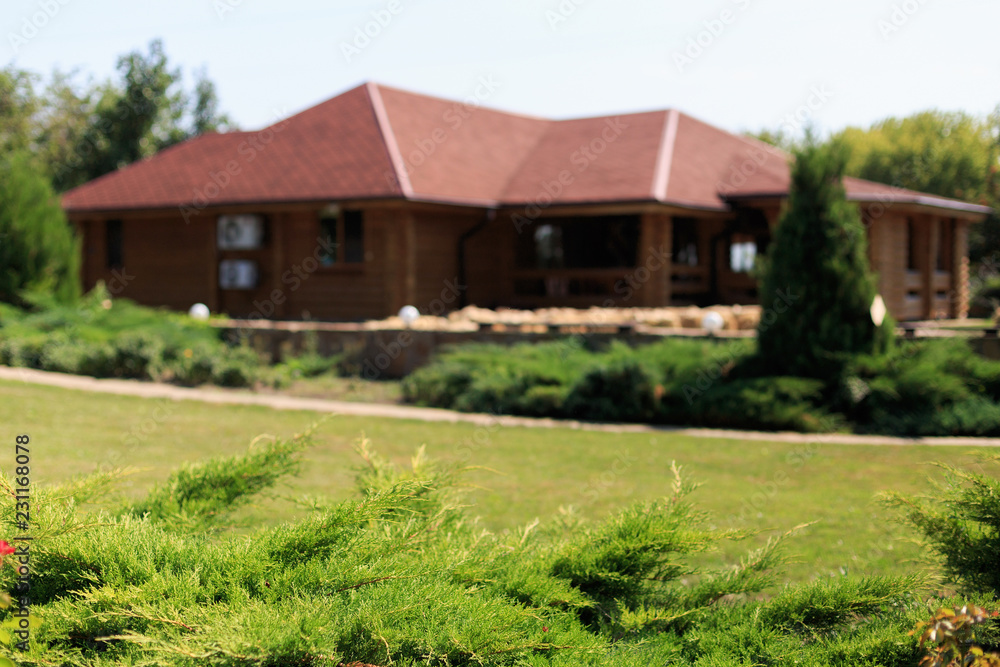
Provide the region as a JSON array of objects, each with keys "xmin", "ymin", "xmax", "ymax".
[
  {"xmin": 0, "ymin": 151, "xmax": 81, "ymax": 306},
  {"xmin": 756, "ymin": 137, "xmax": 891, "ymax": 379}
]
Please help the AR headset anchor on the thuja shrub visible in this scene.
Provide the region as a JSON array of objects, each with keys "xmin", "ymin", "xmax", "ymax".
[
  {"xmin": 0, "ymin": 429, "xmax": 942, "ymax": 666},
  {"xmin": 883, "ymin": 456, "xmax": 1000, "ymax": 597}
]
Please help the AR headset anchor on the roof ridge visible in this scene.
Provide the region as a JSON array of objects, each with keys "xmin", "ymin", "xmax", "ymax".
[
  {"xmin": 495, "ymin": 118, "xmax": 557, "ymax": 203},
  {"xmin": 366, "ymin": 82, "xmax": 412, "ymax": 198},
  {"xmin": 651, "ymin": 109, "xmax": 678, "ymax": 202},
  {"xmin": 372, "ymin": 80, "xmax": 551, "ymax": 123}
]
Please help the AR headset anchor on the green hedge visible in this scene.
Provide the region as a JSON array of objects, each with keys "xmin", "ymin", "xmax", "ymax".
[
  {"xmin": 0, "ymin": 286, "xmax": 261, "ymax": 388},
  {"xmin": 403, "ymin": 337, "xmax": 1000, "ymax": 436}
]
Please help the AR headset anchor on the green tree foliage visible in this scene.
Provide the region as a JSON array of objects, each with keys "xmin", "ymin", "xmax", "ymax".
[
  {"xmin": 0, "ymin": 152, "xmax": 80, "ymax": 305},
  {"xmin": 837, "ymin": 111, "xmax": 995, "ymax": 204},
  {"xmin": 2, "ymin": 41, "xmax": 234, "ymax": 192},
  {"xmin": 190, "ymin": 67, "xmax": 233, "ymax": 136},
  {"xmin": 65, "ymin": 39, "xmax": 184, "ymax": 191},
  {"xmin": 835, "ymin": 109, "xmax": 1000, "ymax": 267},
  {"xmin": 756, "ymin": 137, "xmax": 890, "ymax": 380},
  {"xmin": 0, "ymin": 66, "xmax": 39, "ymax": 155}
]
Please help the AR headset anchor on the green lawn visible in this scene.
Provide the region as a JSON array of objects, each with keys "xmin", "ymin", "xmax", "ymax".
[{"xmin": 1, "ymin": 378, "xmax": 994, "ymax": 585}]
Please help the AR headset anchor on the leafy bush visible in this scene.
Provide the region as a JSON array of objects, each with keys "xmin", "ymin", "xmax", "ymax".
[
  {"xmin": 848, "ymin": 340, "xmax": 1000, "ymax": 436},
  {"xmin": 403, "ymin": 338, "xmax": 746, "ymax": 423},
  {"xmin": 403, "ymin": 360, "xmax": 475, "ymax": 407}
]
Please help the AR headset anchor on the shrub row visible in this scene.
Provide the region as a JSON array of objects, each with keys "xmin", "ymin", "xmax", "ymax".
[
  {"xmin": 0, "ymin": 287, "xmax": 262, "ymax": 387},
  {"xmin": 403, "ymin": 336, "xmax": 1000, "ymax": 436},
  {"xmin": 4, "ymin": 434, "xmax": 996, "ymax": 665}
]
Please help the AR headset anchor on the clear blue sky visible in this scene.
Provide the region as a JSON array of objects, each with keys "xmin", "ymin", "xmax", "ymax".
[{"xmin": 3, "ymin": 0, "xmax": 998, "ymax": 136}]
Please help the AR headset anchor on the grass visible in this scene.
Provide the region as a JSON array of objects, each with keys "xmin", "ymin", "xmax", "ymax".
[
  {"xmin": 0, "ymin": 378, "xmax": 994, "ymax": 586},
  {"xmin": 258, "ymin": 374, "xmax": 403, "ymax": 403}
]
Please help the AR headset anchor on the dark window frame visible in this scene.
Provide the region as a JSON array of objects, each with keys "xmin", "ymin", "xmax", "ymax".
[
  {"xmin": 672, "ymin": 217, "xmax": 700, "ymax": 267},
  {"xmin": 318, "ymin": 208, "xmax": 365, "ymax": 267},
  {"xmin": 106, "ymin": 219, "xmax": 123, "ymax": 270},
  {"xmin": 515, "ymin": 215, "xmax": 641, "ymax": 270}
]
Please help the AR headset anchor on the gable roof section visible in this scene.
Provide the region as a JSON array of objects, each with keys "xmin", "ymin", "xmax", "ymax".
[
  {"xmin": 62, "ymin": 83, "xmax": 991, "ymax": 217},
  {"xmin": 62, "ymin": 84, "xmax": 402, "ymax": 213},
  {"xmin": 501, "ymin": 110, "xmax": 669, "ymax": 206},
  {"xmin": 376, "ymin": 84, "xmax": 551, "ymax": 205}
]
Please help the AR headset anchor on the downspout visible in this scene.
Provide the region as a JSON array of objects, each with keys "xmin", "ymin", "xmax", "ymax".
[{"xmin": 457, "ymin": 209, "xmax": 497, "ymax": 308}]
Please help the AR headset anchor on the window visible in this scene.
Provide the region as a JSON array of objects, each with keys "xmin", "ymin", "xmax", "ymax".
[
  {"xmin": 533, "ymin": 224, "xmax": 564, "ymax": 268},
  {"xmin": 515, "ymin": 215, "xmax": 639, "ymax": 269},
  {"xmin": 729, "ymin": 233, "xmax": 756, "ymax": 273},
  {"xmin": 318, "ymin": 207, "xmax": 365, "ymax": 266},
  {"xmin": 106, "ymin": 219, "xmax": 123, "ymax": 269},
  {"xmin": 672, "ymin": 217, "xmax": 699, "ymax": 266}
]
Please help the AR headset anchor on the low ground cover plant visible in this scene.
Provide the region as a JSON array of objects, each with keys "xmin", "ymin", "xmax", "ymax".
[
  {"xmin": 402, "ymin": 335, "xmax": 1000, "ymax": 436},
  {"xmin": 0, "ymin": 284, "xmax": 338, "ymax": 389},
  {"xmin": 5, "ymin": 429, "xmax": 995, "ymax": 666}
]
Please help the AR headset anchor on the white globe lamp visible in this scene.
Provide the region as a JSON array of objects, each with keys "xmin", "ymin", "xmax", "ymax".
[
  {"xmin": 701, "ymin": 311, "xmax": 725, "ymax": 334},
  {"xmin": 398, "ymin": 305, "xmax": 420, "ymax": 327},
  {"xmin": 189, "ymin": 303, "xmax": 211, "ymax": 321}
]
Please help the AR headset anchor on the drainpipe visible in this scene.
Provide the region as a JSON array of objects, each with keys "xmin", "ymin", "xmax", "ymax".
[{"xmin": 457, "ymin": 209, "xmax": 496, "ymax": 308}]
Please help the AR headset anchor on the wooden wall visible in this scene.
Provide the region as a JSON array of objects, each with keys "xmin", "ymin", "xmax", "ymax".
[
  {"xmin": 70, "ymin": 201, "xmax": 978, "ymax": 323},
  {"xmin": 277, "ymin": 208, "xmax": 386, "ymax": 321},
  {"xmin": 76, "ymin": 215, "xmax": 216, "ymax": 310},
  {"xmin": 868, "ymin": 210, "xmax": 969, "ymax": 321},
  {"xmin": 412, "ymin": 209, "xmax": 484, "ymax": 314}
]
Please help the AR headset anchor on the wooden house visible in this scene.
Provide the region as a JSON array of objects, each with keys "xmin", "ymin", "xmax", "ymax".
[{"xmin": 62, "ymin": 82, "xmax": 992, "ymax": 321}]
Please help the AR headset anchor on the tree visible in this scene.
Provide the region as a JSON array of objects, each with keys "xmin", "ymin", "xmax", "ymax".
[
  {"xmin": 756, "ymin": 137, "xmax": 890, "ymax": 380},
  {"xmin": 0, "ymin": 66, "xmax": 39, "ymax": 156},
  {"xmin": 834, "ymin": 109, "xmax": 1000, "ymax": 267},
  {"xmin": 190, "ymin": 67, "xmax": 233, "ymax": 137},
  {"xmin": 0, "ymin": 152, "xmax": 81, "ymax": 305},
  {"xmin": 53, "ymin": 40, "xmax": 235, "ymax": 191},
  {"xmin": 35, "ymin": 70, "xmax": 96, "ymax": 191},
  {"xmin": 63, "ymin": 39, "xmax": 183, "ymax": 191},
  {"xmin": 836, "ymin": 110, "xmax": 994, "ymax": 204}
]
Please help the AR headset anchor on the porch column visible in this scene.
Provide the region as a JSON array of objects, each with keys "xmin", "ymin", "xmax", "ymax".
[
  {"xmin": 923, "ymin": 217, "xmax": 938, "ymax": 320},
  {"xmin": 638, "ymin": 213, "xmax": 671, "ymax": 307},
  {"xmin": 871, "ymin": 215, "xmax": 907, "ymax": 320},
  {"xmin": 953, "ymin": 219, "xmax": 970, "ymax": 319}
]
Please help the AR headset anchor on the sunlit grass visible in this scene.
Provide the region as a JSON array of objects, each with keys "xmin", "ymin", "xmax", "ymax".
[{"xmin": 1, "ymin": 378, "xmax": 992, "ymax": 585}]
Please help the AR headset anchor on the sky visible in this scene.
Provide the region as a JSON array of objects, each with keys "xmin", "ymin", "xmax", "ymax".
[{"xmin": 3, "ymin": 0, "xmax": 998, "ymax": 138}]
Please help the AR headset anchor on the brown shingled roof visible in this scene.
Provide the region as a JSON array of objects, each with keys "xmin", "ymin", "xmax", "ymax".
[{"xmin": 61, "ymin": 82, "xmax": 992, "ymax": 217}]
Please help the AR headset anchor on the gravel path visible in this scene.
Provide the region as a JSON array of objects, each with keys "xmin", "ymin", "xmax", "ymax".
[{"xmin": 2, "ymin": 365, "xmax": 999, "ymax": 447}]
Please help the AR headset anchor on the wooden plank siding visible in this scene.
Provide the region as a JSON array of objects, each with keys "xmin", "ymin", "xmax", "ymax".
[
  {"xmin": 80, "ymin": 215, "xmax": 216, "ymax": 310},
  {"xmin": 412, "ymin": 209, "xmax": 483, "ymax": 313},
  {"xmin": 279, "ymin": 207, "xmax": 387, "ymax": 321},
  {"xmin": 69, "ymin": 200, "xmax": 976, "ymax": 322}
]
